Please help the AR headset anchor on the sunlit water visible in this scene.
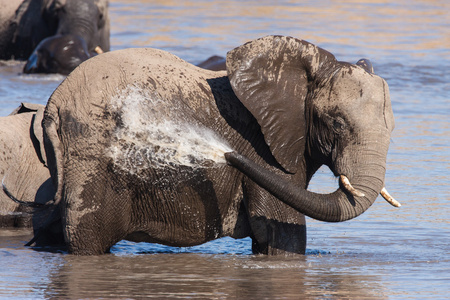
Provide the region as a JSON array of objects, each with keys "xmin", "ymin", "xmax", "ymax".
[{"xmin": 0, "ymin": 0, "xmax": 448, "ymax": 299}]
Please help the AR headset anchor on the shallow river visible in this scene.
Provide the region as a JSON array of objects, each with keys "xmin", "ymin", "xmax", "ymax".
[{"xmin": 0, "ymin": 0, "xmax": 449, "ymax": 299}]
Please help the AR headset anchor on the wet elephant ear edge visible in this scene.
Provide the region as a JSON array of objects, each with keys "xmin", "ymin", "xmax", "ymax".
[
  {"xmin": 226, "ymin": 35, "xmax": 336, "ymax": 173},
  {"xmin": 32, "ymin": 107, "xmax": 47, "ymax": 165}
]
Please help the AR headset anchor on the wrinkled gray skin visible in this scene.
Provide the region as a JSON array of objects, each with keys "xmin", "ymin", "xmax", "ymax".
[
  {"xmin": 41, "ymin": 36, "xmax": 394, "ymax": 255},
  {"xmin": 0, "ymin": 0, "xmax": 109, "ymax": 75},
  {"xmin": 0, "ymin": 103, "xmax": 54, "ymax": 227}
]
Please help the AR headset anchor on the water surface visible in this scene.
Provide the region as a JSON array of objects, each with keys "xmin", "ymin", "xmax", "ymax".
[{"xmin": 0, "ymin": 0, "xmax": 449, "ymax": 299}]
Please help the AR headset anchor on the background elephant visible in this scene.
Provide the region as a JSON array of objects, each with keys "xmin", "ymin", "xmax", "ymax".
[
  {"xmin": 0, "ymin": 0, "xmax": 109, "ymax": 75},
  {"xmin": 196, "ymin": 55, "xmax": 226, "ymax": 71},
  {"xmin": 39, "ymin": 35, "xmax": 396, "ymax": 255},
  {"xmin": 0, "ymin": 103, "xmax": 54, "ymax": 227}
]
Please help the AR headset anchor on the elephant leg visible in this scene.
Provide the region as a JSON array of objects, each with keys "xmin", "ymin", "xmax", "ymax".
[
  {"xmin": 244, "ymin": 181, "xmax": 307, "ymax": 255},
  {"xmin": 61, "ymin": 163, "xmax": 133, "ymax": 255}
]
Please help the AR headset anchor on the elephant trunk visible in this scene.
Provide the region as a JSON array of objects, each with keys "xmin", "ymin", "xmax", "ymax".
[{"xmin": 225, "ymin": 132, "xmax": 391, "ymax": 222}]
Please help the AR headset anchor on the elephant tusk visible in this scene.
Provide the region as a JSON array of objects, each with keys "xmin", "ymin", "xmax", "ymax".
[
  {"xmin": 380, "ymin": 187, "xmax": 401, "ymax": 207},
  {"xmin": 94, "ymin": 46, "xmax": 104, "ymax": 54},
  {"xmin": 339, "ymin": 175, "xmax": 365, "ymax": 197}
]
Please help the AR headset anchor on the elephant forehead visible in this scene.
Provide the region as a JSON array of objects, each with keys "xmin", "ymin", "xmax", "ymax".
[
  {"xmin": 314, "ymin": 66, "xmax": 389, "ymax": 128},
  {"xmin": 323, "ymin": 68, "xmax": 385, "ymax": 108}
]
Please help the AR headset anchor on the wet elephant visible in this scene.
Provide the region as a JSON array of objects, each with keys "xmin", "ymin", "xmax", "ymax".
[
  {"xmin": 0, "ymin": 103, "xmax": 54, "ymax": 227},
  {"xmin": 0, "ymin": 0, "xmax": 109, "ymax": 75},
  {"xmin": 36, "ymin": 35, "xmax": 398, "ymax": 255}
]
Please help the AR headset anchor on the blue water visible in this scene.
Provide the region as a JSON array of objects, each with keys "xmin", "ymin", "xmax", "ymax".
[{"xmin": 0, "ymin": 0, "xmax": 449, "ymax": 299}]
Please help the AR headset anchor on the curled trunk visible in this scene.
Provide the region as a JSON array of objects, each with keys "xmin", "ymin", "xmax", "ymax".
[{"xmin": 225, "ymin": 137, "xmax": 389, "ymax": 223}]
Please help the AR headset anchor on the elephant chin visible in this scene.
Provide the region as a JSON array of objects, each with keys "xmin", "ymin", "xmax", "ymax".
[{"xmin": 224, "ymin": 151, "xmax": 398, "ymax": 223}]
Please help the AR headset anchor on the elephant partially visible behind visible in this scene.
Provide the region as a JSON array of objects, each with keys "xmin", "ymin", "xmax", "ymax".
[
  {"xmin": 197, "ymin": 55, "xmax": 226, "ymax": 71},
  {"xmin": 0, "ymin": 0, "xmax": 110, "ymax": 75},
  {"xmin": 0, "ymin": 103, "xmax": 54, "ymax": 227}
]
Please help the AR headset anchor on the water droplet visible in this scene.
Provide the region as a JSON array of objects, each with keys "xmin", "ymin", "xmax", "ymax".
[{"xmin": 108, "ymin": 86, "xmax": 233, "ymax": 176}]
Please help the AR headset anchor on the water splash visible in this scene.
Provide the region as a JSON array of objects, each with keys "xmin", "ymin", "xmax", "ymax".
[{"xmin": 108, "ymin": 86, "xmax": 233, "ymax": 175}]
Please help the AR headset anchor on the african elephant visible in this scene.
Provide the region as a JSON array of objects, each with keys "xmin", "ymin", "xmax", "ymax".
[
  {"xmin": 0, "ymin": 103, "xmax": 54, "ymax": 227},
  {"xmin": 37, "ymin": 35, "xmax": 398, "ymax": 255},
  {"xmin": 0, "ymin": 0, "xmax": 109, "ymax": 75}
]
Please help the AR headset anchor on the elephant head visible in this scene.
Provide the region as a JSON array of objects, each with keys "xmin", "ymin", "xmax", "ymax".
[
  {"xmin": 23, "ymin": 34, "xmax": 92, "ymax": 75},
  {"xmin": 225, "ymin": 36, "xmax": 397, "ymax": 222},
  {"xmin": 12, "ymin": 0, "xmax": 110, "ymax": 74}
]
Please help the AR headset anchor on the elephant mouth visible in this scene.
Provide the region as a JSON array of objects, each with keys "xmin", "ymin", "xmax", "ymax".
[{"xmin": 339, "ymin": 174, "xmax": 401, "ymax": 207}]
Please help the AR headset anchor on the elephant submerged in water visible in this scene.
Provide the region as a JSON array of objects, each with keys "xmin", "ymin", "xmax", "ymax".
[
  {"xmin": 0, "ymin": 0, "xmax": 109, "ymax": 74},
  {"xmin": 32, "ymin": 35, "xmax": 399, "ymax": 255}
]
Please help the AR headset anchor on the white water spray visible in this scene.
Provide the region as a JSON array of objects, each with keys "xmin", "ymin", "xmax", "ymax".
[{"xmin": 108, "ymin": 86, "xmax": 233, "ymax": 175}]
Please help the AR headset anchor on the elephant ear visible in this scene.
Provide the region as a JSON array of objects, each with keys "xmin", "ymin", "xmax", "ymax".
[
  {"xmin": 226, "ymin": 35, "xmax": 336, "ymax": 173},
  {"xmin": 12, "ymin": 0, "xmax": 51, "ymax": 56},
  {"xmin": 32, "ymin": 106, "xmax": 47, "ymax": 165},
  {"xmin": 8, "ymin": 102, "xmax": 43, "ymax": 116}
]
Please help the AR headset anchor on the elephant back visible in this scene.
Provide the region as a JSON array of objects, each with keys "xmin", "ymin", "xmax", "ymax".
[
  {"xmin": 43, "ymin": 47, "xmax": 240, "ymax": 184},
  {"xmin": 46, "ymin": 48, "xmax": 227, "ymax": 141}
]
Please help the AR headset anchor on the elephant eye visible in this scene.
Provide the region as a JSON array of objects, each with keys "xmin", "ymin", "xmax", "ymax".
[
  {"xmin": 332, "ymin": 118, "xmax": 346, "ymax": 133},
  {"xmin": 98, "ymin": 12, "xmax": 105, "ymax": 28}
]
